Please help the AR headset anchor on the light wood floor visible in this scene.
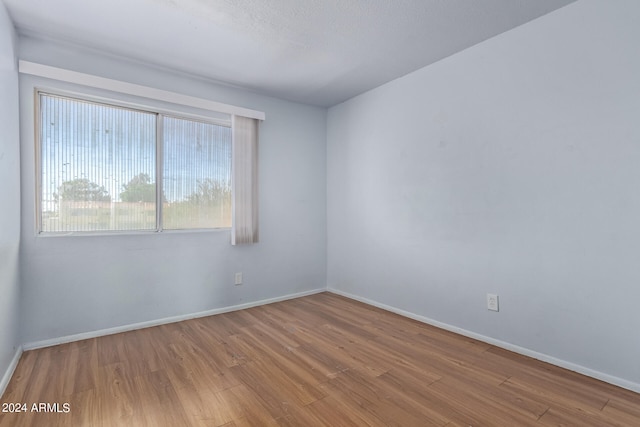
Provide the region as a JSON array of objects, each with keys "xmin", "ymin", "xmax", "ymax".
[{"xmin": 1, "ymin": 292, "xmax": 638, "ymax": 426}]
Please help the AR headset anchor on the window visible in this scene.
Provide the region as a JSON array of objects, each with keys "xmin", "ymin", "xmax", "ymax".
[{"xmin": 38, "ymin": 92, "xmax": 232, "ymax": 233}]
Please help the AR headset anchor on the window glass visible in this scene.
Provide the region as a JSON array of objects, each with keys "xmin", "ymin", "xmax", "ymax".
[
  {"xmin": 38, "ymin": 92, "xmax": 232, "ymax": 234},
  {"xmin": 163, "ymin": 116, "xmax": 232, "ymax": 229},
  {"xmin": 40, "ymin": 94, "xmax": 156, "ymax": 232}
]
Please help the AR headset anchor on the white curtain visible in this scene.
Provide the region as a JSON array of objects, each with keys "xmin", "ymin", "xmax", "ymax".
[{"xmin": 231, "ymin": 115, "xmax": 259, "ymax": 245}]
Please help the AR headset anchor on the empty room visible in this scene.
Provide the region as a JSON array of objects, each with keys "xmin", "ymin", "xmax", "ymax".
[{"xmin": 1, "ymin": 0, "xmax": 639, "ymax": 425}]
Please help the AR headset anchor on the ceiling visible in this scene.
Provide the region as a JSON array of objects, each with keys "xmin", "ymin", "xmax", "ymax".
[{"xmin": 3, "ymin": 0, "xmax": 576, "ymax": 107}]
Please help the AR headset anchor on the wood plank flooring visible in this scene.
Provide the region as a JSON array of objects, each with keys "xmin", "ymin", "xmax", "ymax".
[{"xmin": 1, "ymin": 292, "xmax": 638, "ymax": 426}]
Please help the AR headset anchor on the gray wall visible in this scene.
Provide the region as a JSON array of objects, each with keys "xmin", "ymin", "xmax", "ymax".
[
  {"xmin": 327, "ymin": 0, "xmax": 640, "ymax": 388},
  {"xmin": 0, "ymin": 1, "xmax": 20, "ymax": 384},
  {"xmin": 18, "ymin": 36, "xmax": 327, "ymax": 344}
]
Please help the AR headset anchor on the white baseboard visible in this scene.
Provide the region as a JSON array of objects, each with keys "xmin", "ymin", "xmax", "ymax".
[
  {"xmin": 328, "ymin": 287, "xmax": 640, "ymax": 394},
  {"xmin": 16, "ymin": 286, "xmax": 640, "ymax": 395},
  {"xmin": 23, "ymin": 288, "xmax": 325, "ymax": 351},
  {"xmin": 0, "ymin": 346, "xmax": 23, "ymax": 399}
]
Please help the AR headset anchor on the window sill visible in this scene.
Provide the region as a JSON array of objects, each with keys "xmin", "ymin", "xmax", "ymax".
[{"xmin": 36, "ymin": 227, "xmax": 231, "ymax": 238}]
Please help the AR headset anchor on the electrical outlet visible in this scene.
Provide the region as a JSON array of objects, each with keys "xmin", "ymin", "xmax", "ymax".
[
  {"xmin": 235, "ymin": 272, "xmax": 243, "ymax": 286},
  {"xmin": 487, "ymin": 294, "xmax": 499, "ymax": 312}
]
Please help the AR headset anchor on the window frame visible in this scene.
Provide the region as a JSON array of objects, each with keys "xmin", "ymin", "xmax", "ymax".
[{"xmin": 34, "ymin": 87, "xmax": 233, "ymax": 236}]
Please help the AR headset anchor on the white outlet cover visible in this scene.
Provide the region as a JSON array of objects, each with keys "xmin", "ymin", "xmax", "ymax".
[
  {"xmin": 235, "ymin": 272, "xmax": 243, "ymax": 285},
  {"xmin": 487, "ymin": 294, "xmax": 499, "ymax": 312}
]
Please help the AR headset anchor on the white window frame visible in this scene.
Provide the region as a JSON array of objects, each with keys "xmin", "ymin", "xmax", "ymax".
[{"xmin": 35, "ymin": 88, "xmax": 234, "ymax": 235}]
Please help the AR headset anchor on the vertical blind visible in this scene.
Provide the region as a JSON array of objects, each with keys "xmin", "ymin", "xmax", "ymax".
[
  {"xmin": 231, "ymin": 115, "xmax": 259, "ymax": 245},
  {"xmin": 39, "ymin": 93, "xmax": 239, "ymax": 233},
  {"xmin": 40, "ymin": 94, "xmax": 156, "ymax": 232},
  {"xmin": 163, "ymin": 116, "xmax": 232, "ymax": 229}
]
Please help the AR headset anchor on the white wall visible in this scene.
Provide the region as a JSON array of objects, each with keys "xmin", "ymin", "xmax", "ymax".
[
  {"xmin": 18, "ymin": 36, "xmax": 327, "ymax": 344},
  {"xmin": 0, "ymin": 0, "xmax": 21, "ymax": 388},
  {"xmin": 328, "ymin": 0, "xmax": 640, "ymax": 390}
]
